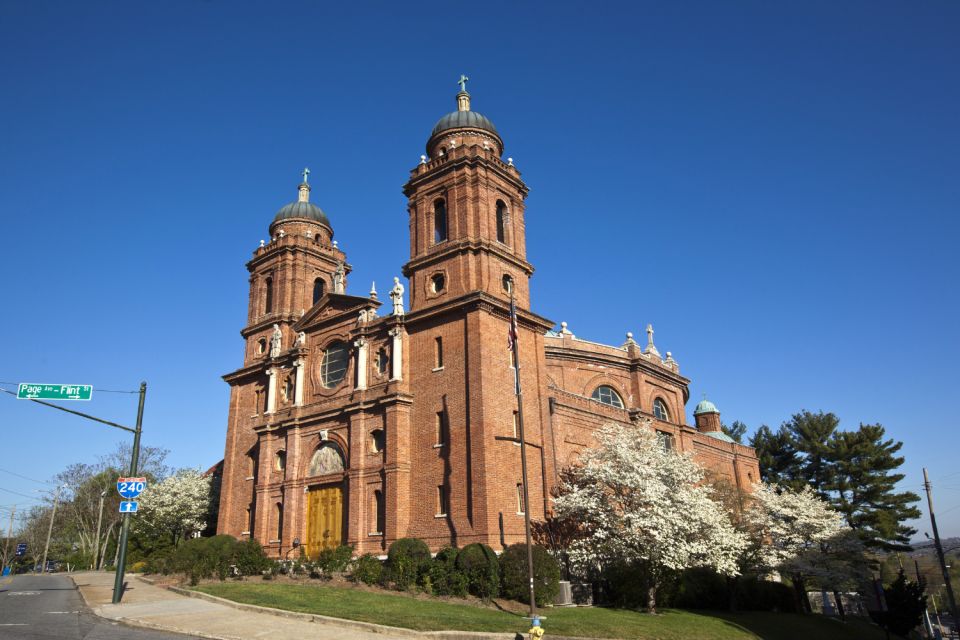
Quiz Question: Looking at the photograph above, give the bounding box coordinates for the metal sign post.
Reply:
[111,382,146,604]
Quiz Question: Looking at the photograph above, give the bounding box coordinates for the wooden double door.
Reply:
[305,483,344,558]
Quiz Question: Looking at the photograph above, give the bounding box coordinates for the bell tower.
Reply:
[241,170,348,367]
[402,78,534,312]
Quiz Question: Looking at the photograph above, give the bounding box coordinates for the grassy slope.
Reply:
[195,583,888,640]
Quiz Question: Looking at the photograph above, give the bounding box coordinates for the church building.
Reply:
[216,81,760,558]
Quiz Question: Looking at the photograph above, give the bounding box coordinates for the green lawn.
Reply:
[194,582,888,640]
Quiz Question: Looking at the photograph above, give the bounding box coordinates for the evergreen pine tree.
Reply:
[881,570,927,638]
[721,420,748,444]
[784,410,839,495]
[749,424,798,486]
[827,424,920,550]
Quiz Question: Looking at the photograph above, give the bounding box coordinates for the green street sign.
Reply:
[17,383,93,401]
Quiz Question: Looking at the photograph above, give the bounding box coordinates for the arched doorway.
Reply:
[305,443,346,557]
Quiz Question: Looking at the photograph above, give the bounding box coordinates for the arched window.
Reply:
[434,199,448,243]
[312,278,325,304]
[264,277,273,314]
[275,450,286,472]
[653,397,670,421]
[591,385,624,409]
[496,200,507,244]
[502,274,513,294]
[431,273,446,293]
[320,342,349,388]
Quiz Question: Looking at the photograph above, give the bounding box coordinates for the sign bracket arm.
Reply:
[1,388,136,433]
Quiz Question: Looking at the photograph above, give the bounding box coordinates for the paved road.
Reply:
[0,574,196,640]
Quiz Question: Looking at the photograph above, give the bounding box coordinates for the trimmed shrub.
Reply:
[456,543,499,599]
[387,538,431,590]
[315,545,354,575]
[351,553,383,585]
[429,547,468,597]
[735,576,797,613]
[673,567,728,610]
[499,544,561,606]
[234,539,272,576]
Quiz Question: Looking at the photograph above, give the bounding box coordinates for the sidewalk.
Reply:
[71,571,519,640]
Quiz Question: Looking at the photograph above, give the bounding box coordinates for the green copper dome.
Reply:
[694,399,719,415]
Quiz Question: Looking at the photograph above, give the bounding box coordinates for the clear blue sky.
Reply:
[2,1,958,539]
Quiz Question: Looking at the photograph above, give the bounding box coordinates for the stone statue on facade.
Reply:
[389,277,405,316]
[270,324,282,358]
[333,261,345,294]
[294,331,306,348]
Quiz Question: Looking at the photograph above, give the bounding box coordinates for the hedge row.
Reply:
[374,538,560,605]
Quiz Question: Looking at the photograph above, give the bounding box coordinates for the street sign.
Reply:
[119,501,139,514]
[17,383,93,401]
[117,477,146,499]
[15,543,26,557]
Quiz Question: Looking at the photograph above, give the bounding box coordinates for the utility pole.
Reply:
[112,382,146,604]
[2,504,15,571]
[93,490,106,570]
[40,485,64,574]
[923,468,959,637]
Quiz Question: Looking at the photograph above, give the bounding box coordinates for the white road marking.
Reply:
[0,623,29,626]
[45,611,78,614]
[7,591,40,595]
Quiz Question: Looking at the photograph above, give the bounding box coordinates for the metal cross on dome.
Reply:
[458,74,469,92]
[302,167,310,184]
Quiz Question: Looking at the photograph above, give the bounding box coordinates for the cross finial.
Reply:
[646,323,654,343]
[301,167,310,184]
[458,74,469,93]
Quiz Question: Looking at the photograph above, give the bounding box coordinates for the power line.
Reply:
[0,487,45,501]
[0,467,52,485]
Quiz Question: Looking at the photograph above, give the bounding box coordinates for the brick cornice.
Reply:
[402,237,534,278]
[403,290,554,334]
[404,152,527,198]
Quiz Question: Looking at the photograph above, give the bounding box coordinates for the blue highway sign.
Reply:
[117,477,146,500]
[119,501,139,514]
[15,543,27,556]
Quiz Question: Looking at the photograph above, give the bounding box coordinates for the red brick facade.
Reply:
[216,89,760,558]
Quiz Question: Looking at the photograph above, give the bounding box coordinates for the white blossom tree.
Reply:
[553,421,748,613]
[744,483,868,613]
[135,468,212,546]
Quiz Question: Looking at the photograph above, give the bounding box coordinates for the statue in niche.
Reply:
[389,277,405,316]
[269,324,282,358]
[333,261,346,294]
[308,443,345,476]
[294,331,306,348]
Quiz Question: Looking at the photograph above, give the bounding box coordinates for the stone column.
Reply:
[389,327,403,381]
[266,368,277,414]
[294,359,305,406]
[354,338,368,391]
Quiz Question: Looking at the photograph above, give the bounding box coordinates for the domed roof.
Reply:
[273,199,330,227]
[694,399,719,415]
[431,109,499,138]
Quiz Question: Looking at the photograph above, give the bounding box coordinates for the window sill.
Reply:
[434,513,447,519]
[269,539,280,544]
[368,532,383,537]
[245,476,255,481]
[432,443,445,449]
[432,366,444,372]
[241,531,251,536]
[516,512,525,516]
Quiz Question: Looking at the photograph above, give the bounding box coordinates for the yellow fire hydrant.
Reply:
[528,615,545,640]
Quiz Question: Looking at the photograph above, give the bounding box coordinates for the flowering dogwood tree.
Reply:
[553,421,747,613]
[744,483,868,612]
[135,468,212,546]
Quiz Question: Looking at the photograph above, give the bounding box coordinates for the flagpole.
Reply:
[510,290,537,617]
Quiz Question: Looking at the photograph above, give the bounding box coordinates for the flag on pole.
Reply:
[507,296,519,351]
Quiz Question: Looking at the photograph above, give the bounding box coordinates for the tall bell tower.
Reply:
[402,77,534,312]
